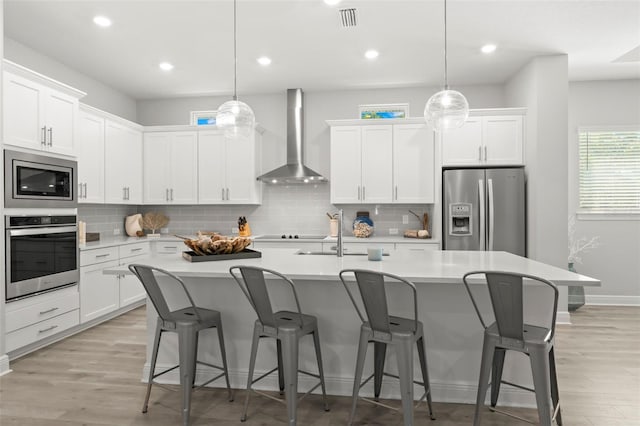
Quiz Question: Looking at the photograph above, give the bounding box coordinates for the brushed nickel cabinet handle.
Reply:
[41,126,47,146]
[39,307,59,315]
[226,188,229,200]
[170,188,174,201]
[478,146,482,161]
[484,146,488,161]
[48,127,53,146]
[38,325,58,333]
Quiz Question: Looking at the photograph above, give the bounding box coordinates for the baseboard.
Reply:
[0,355,11,376]
[142,363,537,408]
[585,295,640,306]
[556,311,571,325]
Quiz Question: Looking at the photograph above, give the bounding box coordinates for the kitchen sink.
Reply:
[295,250,389,256]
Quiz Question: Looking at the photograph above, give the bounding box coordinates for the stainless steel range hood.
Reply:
[257,89,327,184]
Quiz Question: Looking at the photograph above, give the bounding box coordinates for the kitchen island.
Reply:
[104,248,599,406]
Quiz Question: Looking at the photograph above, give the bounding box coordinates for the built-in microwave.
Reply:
[4,149,77,208]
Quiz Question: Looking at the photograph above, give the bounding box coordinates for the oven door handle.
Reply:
[9,226,78,237]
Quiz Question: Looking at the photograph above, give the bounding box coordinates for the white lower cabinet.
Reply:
[394,242,440,253]
[252,241,323,251]
[80,242,149,324]
[5,285,80,353]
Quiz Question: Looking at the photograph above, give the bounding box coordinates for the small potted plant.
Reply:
[142,212,170,237]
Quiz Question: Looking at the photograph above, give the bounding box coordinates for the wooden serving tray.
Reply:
[182,249,262,262]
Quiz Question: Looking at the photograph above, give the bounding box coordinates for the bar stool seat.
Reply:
[463,270,563,426]
[128,264,232,426]
[230,265,330,426]
[339,269,435,426]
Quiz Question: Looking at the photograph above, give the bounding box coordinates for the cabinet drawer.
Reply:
[119,242,150,258]
[80,246,119,266]
[6,288,79,333]
[154,242,182,255]
[395,242,439,252]
[6,309,79,353]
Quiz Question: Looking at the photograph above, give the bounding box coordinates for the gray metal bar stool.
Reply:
[462,270,562,426]
[339,269,435,426]
[229,265,330,426]
[128,264,232,426]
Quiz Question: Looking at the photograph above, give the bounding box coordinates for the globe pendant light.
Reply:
[217,0,255,138]
[424,0,469,132]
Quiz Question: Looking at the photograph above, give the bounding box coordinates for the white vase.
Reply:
[125,214,143,237]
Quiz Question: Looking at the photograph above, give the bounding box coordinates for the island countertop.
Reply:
[104,247,599,287]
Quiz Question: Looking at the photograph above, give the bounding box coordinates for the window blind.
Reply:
[579,128,640,212]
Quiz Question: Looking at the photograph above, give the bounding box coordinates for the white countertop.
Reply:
[103,247,599,287]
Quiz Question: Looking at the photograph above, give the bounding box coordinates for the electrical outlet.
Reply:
[389,228,398,235]
[402,215,409,224]
[113,228,120,236]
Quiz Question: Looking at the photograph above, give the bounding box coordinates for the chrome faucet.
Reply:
[336,209,344,257]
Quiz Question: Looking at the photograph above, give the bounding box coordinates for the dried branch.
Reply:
[141,212,170,234]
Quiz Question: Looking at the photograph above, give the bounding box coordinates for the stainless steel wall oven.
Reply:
[5,215,79,301]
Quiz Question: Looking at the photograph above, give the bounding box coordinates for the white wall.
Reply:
[568,79,640,304]
[0,0,9,375]
[4,38,137,121]
[505,55,570,316]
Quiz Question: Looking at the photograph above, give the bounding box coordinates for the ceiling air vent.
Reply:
[339,8,357,28]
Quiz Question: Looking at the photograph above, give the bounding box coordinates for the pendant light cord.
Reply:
[443,0,449,90]
[233,0,238,101]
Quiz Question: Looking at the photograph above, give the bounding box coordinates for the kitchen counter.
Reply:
[104,248,598,406]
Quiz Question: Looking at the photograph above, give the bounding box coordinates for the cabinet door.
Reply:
[393,124,435,203]
[361,125,393,203]
[441,116,483,166]
[77,112,105,203]
[119,253,148,306]
[483,115,524,165]
[80,260,119,323]
[198,130,227,203]
[123,127,143,204]
[3,71,45,151]
[330,126,362,204]
[104,121,128,203]
[143,132,171,204]
[169,132,199,204]
[45,89,77,156]
[225,132,259,203]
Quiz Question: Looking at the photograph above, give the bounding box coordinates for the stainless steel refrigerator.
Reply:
[442,167,526,256]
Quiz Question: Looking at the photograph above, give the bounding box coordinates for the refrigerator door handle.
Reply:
[478,179,485,250]
[488,178,495,250]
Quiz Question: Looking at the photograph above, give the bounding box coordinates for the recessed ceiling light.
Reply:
[481,44,497,54]
[365,49,379,60]
[159,62,174,71]
[93,15,112,28]
[257,56,272,66]
[324,0,342,5]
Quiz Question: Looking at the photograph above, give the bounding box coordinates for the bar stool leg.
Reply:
[474,336,495,426]
[281,333,299,426]
[396,338,415,426]
[178,325,198,426]
[143,320,163,413]
[530,347,553,426]
[241,324,261,422]
[373,342,387,401]
[416,335,435,420]
[215,322,233,402]
[549,347,562,426]
[277,340,285,395]
[491,348,506,407]
[311,328,330,411]
[349,330,370,426]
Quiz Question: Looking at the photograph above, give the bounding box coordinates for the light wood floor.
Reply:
[1,305,639,425]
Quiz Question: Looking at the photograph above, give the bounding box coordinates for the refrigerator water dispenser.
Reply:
[449,203,472,236]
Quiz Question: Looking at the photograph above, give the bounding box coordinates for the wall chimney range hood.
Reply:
[257,89,327,184]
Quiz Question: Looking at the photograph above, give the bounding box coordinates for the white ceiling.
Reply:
[4,0,640,100]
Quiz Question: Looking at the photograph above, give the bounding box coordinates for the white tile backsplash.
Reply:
[78,184,433,238]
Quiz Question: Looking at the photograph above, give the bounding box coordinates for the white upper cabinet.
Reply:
[198,129,262,204]
[330,125,393,204]
[393,124,435,203]
[441,111,525,166]
[77,109,105,203]
[104,120,143,204]
[2,61,85,156]
[329,119,435,205]
[143,131,198,204]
